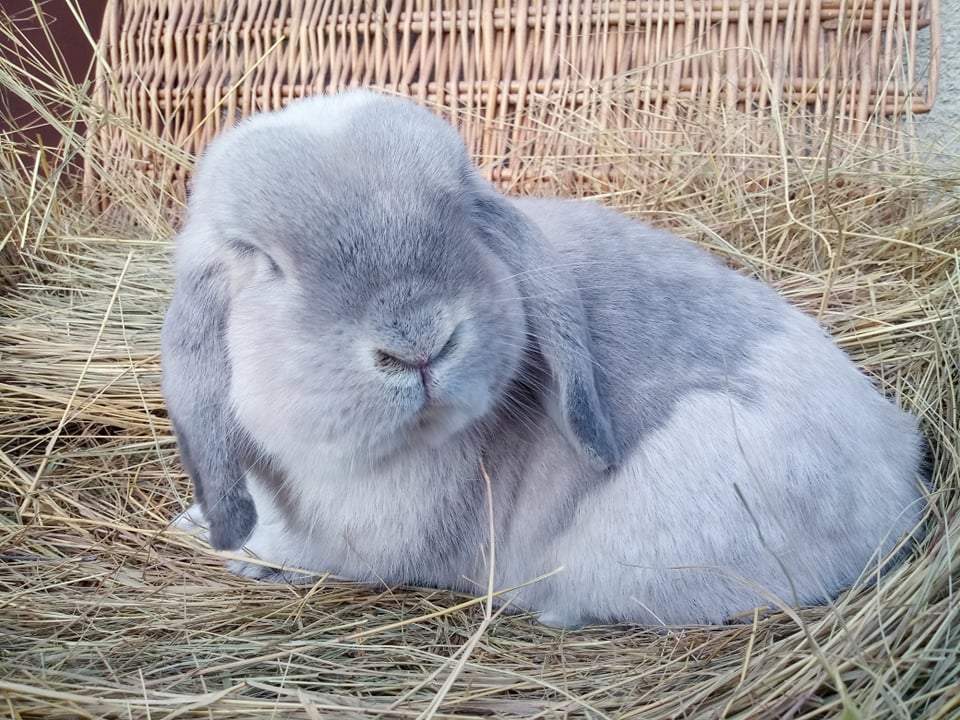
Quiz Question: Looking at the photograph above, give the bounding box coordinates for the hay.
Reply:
[2,7,959,720]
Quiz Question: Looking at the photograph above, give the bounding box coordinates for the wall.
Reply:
[918,0,959,155]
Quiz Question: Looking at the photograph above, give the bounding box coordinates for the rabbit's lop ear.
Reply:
[161,238,257,550]
[472,193,620,471]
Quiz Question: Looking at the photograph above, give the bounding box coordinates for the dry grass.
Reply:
[1,6,959,719]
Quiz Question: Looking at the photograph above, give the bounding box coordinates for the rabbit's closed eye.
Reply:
[233,241,283,278]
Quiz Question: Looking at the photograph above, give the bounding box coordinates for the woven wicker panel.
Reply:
[86,0,939,201]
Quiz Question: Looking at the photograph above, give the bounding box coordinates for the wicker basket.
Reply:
[86,0,940,201]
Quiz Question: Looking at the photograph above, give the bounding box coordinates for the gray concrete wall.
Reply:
[918,0,959,156]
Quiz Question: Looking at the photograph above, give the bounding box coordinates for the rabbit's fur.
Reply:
[162,89,926,627]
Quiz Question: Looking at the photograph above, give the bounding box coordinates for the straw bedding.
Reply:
[1,15,959,720]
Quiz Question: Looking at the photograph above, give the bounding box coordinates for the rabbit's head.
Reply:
[172,91,617,532]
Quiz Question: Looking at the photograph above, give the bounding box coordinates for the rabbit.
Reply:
[161,88,927,628]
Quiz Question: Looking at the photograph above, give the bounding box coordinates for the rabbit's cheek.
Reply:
[437,369,493,419]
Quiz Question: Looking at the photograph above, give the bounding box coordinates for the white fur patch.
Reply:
[172,503,209,540]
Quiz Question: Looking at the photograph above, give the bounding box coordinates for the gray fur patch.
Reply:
[514,197,782,453]
[162,261,258,550]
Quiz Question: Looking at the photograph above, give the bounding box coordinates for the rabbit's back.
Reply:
[499,198,925,625]
[513,197,787,453]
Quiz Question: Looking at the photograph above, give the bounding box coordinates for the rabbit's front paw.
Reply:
[536,609,585,629]
[226,558,317,585]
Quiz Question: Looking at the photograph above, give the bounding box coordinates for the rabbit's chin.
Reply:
[366,401,484,463]
[412,403,478,446]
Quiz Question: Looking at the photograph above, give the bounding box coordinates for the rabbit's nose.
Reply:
[374,349,431,372]
[374,348,435,396]
[374,321,460,377]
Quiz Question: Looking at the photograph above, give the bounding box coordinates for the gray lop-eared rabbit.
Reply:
[163,89,926,627]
